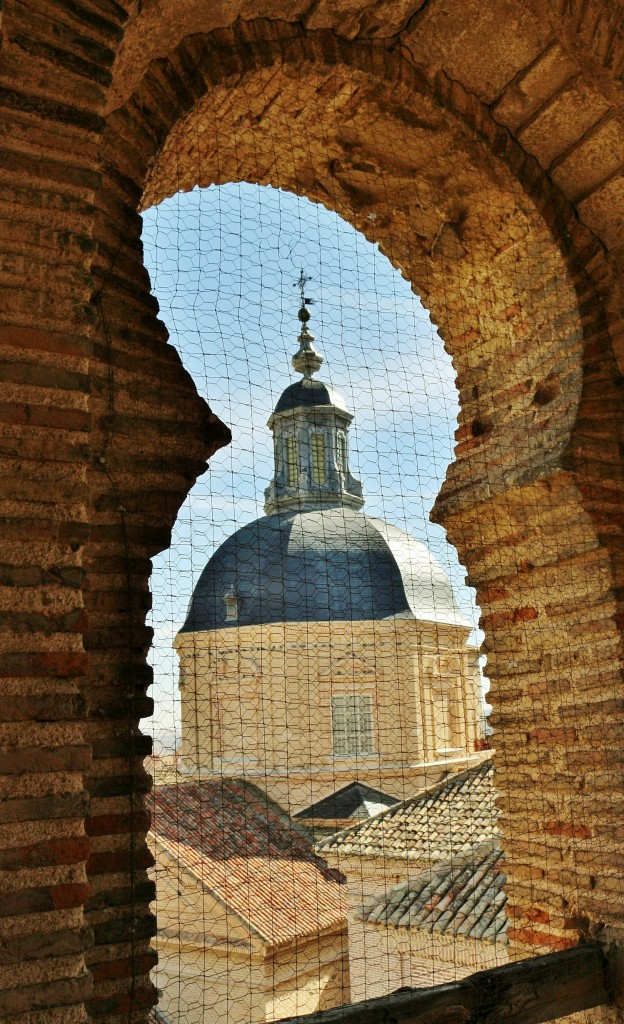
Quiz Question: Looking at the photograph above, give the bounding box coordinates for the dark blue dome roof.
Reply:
[180,508,468,632]
[273,378,350,415]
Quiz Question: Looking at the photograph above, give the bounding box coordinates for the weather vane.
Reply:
[294,269,314,309]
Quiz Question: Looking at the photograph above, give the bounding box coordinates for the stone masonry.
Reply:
[1,2,624,1022]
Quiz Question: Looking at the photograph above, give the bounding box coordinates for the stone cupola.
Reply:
[264,287,363,515]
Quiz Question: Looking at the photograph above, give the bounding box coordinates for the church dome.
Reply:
[181,287,469,636]
[180,506,468,632]
[273,378,350,415]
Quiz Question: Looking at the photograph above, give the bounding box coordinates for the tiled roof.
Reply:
[315,759,497,863]
[295,782,400,822]
[150,779,347,947]
[356,840,508,945]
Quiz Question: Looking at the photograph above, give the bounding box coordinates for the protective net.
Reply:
[132,49,614,1024]
[141,183,499,1023]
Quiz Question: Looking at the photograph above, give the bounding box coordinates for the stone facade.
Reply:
[345,911,508,1000]
[175,620,482,815]
[2,2,624,1022]
[355,837,508,995]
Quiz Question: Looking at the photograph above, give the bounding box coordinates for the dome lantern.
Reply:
[264,275,364,515]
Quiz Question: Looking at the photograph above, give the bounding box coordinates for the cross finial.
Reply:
[294,269,313,309]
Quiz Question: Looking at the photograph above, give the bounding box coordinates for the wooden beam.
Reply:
[276,943,611,1024]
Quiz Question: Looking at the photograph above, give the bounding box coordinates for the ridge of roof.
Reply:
[150,778,347,948]
[356,838,508,946]
[315,758,497,862]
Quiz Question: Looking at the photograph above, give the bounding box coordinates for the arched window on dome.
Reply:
[224,586,239,622]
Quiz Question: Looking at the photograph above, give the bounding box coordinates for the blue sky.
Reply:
[141,183,482,752]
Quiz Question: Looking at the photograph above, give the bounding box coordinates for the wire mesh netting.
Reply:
[128,43,620,1015]
[141,182,506,1024]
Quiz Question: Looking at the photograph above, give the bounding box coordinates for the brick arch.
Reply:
[82,16,624,1017]
[107,1,624,117]
[1,0,624,1020]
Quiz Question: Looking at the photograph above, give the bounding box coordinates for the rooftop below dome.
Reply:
[295,782,400,822]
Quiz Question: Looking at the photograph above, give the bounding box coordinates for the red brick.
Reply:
[0,922,93,966]
[85,811,151,837]
[4,790,89,824]
[480,585,509,603]
[0,325,92,356]
[0,651,89,678]
[527,728,578,745]
[507,905,551,924]
[0,693,88,722]
[86,846,155,875]
[0,836,90,871]
[0,401,90,432]
[481,606,539,629]
[90,951,157,983]
[1,886,57,917]
[0,744,91,774]
[86,983,156,1017]
[507,927,577,950]
[50,882,91,910]
[545,820,593,839]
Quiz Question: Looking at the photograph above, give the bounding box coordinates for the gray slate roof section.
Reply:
[315,759,498,863]
[149,1008,172,1024]
[181,507,469,632]
[357,840,508,946]
[273,378,350,415]
[294,782,400,821]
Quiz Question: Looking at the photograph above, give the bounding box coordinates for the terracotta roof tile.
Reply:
[150,779,347,947]
[315,759,498,863]
[356,840,508,945]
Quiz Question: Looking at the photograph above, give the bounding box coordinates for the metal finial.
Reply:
[294,269,313,307]
[291,271,323,378]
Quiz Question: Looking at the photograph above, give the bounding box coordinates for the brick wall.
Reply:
[1,2,624,1020]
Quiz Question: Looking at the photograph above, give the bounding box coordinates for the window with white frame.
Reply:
[337,433,347,475]
[331,694,374,755]
[285,436,298,485]
[311,432,326,486]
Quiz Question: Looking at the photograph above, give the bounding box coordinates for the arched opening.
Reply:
[142,182,481,754]
[141,182,494,1017]
[7,2,624,1022]
[82,18,622,1021]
